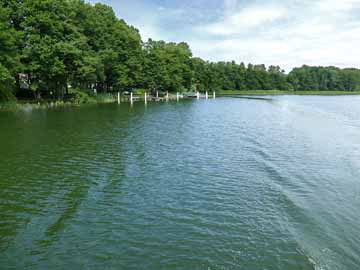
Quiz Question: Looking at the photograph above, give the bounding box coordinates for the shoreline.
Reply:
[2,90,360,112]
[218,90,360,96]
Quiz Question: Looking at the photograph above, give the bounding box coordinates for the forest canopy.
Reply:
[1,0,360,101]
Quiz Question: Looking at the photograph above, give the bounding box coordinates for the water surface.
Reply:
[0,96,359,269]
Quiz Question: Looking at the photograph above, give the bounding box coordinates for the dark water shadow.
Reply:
[36,184,89,248]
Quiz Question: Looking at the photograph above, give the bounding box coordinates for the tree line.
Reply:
[1,0,360,102]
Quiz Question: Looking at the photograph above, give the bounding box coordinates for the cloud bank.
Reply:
[89,0,360,71]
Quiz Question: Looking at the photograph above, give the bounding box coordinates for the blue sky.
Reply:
[88,0,360,71]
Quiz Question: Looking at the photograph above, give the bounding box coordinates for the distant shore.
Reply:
[2,90,360,112]
[218,90,360,96]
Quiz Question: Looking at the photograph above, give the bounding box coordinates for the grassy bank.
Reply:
[0,91,117,112]
[0,100,70,111]
[218,90,360,96]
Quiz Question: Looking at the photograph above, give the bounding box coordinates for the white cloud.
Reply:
[224,0,238,16]
[189,0,360,70]
[201,5,288,35]
[316,0,360,11]
[93,0,360,71]
[137,24,163,41]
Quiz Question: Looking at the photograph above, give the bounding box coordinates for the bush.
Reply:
[94,93,115,103]
[66,88,96,105]
[0,84,16,102]
[0,65,16,102]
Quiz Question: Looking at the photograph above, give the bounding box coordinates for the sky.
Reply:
[88,0,360,71]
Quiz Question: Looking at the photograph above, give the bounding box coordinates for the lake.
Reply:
[0,96,359,270]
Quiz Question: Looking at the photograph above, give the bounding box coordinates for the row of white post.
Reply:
[197,91,215,100]
[117,91,216,105]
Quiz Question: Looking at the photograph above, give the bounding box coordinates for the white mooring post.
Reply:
[117,92,120,104]
[177,92,179,101]
[206,91,208,100]
[166,91,169,102]
[130,92,133,105]
[213,91,216,99]
[156,91,159,99]
[145,92,147,105]
[197,91,200,100]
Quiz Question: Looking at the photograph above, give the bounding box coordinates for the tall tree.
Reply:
[143,40,192,93]
[0,3,20,100]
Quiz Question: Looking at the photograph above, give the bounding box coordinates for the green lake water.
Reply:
[0,96,359,269]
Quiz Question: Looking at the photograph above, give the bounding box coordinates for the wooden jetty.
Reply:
[117,91,216,104]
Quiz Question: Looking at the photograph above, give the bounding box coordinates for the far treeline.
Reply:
[1,0,360,102]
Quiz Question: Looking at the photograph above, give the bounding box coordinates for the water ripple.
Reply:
[1,98,360,269]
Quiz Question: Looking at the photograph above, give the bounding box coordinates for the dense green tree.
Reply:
[0,3,20,100]
[78,3,143,92]
[143,40,192,93]
[268,66,291,90]
[1,0,360,103]
[287,66,360,91]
